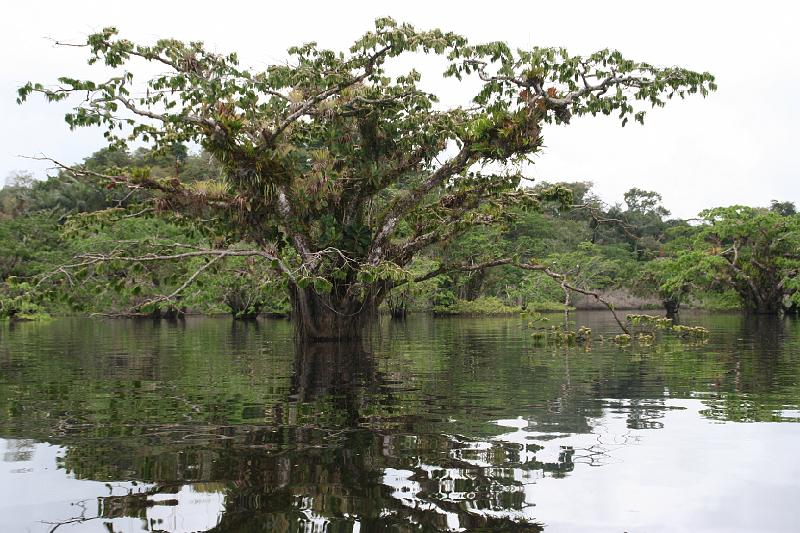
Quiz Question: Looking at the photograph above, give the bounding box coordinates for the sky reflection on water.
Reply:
[1,313,799,531]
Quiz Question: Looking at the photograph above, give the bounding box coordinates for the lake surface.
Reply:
[1,312,799,532]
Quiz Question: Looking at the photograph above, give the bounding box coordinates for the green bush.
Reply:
[0,281,51,321]
[433,296,521,316]
[694,290,742,311]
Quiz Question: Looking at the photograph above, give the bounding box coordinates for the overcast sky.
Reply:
[1,0,798,218]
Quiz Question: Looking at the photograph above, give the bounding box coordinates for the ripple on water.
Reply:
[0,312,799,531]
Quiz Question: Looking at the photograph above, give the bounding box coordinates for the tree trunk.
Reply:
[289,284,381,340]
[386,290,409,320]
[662,296,680,319]
[224,287,262,320]
[743,290,782,314]
[739,276,784,315]
[749,300,782,314]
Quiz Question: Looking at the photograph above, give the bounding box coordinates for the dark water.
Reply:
[1,313,799,532]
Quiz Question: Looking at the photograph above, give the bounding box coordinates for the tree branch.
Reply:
[368,143,473,263]
[110,94,215,128]
[412,257,513,283]
[263,46,391,144]
[39,247,291,289]
[141,253,224,306]
[518,262,630,335]
[406,257,630,334]
[275,187,317,269]
[719,245,762,304]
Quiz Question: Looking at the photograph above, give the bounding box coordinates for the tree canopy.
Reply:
[649,206,800,314]
[18,18,716,338]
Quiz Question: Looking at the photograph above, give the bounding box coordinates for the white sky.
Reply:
[1,0,798,218]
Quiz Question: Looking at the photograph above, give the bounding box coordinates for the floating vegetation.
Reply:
[523,310,709,348]
[625,313,709,344]
[576,326,592,342]
[672,324,711,338]
[524,310,591,346]
[637,332,656,345]
[627,314,673,330]
[532,325,580,346]
[613,334,632,345]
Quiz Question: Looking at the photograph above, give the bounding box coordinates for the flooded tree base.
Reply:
[290,285,378,340]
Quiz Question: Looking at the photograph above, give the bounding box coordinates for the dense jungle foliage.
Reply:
[2,146,797,321]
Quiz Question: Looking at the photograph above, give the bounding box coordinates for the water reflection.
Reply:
[0,313,799,531]
[1,438,226,532]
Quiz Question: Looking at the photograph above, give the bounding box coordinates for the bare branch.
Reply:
[518,262,630,335]
[77,248,277,264]
[38,247,291,289]
[406,258,630,334]
[24,156,178,194]
[412,257,513,283]
[110,94,215,128]
[142,253,224,306]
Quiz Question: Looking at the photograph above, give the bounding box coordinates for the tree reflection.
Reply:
[2,315,800,531]
[50,342,555,531]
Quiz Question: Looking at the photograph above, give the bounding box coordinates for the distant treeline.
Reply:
[2,146,798,320]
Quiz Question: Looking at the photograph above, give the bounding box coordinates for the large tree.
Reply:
[649,206,800,314]
[19,18,715,339]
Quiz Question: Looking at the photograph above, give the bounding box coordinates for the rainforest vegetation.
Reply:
[2,146,797,323]
[5,19,798,334]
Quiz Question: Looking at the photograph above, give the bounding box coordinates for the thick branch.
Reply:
[390,212,497,263]
[719,246,762,304]
[412,258,513,283]
[368,144,473,263]
[349,141,437,208]
[276,187,317,269]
